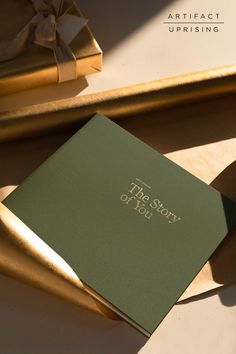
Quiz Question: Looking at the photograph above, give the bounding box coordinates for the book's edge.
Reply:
[83,283,151,337]
[2,112,236,208]
[2,116,98,204]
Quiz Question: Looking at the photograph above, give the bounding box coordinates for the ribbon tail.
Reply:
[53,33,77,83]
[33,16,78,83]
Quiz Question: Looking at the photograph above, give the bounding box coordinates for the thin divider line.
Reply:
[135,178,151,189]
[163,22,224,24]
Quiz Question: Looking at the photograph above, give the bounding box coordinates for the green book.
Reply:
[3,114,236,336]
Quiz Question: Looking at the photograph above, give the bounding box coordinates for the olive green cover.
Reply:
[3,114,236,336]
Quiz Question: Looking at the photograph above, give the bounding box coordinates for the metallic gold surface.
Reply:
[0,202,116,319]
[0,50,102,97]
[0,1,102,96]
[0,64,236,142]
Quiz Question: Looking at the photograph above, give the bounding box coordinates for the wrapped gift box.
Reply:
[0,0,102,97]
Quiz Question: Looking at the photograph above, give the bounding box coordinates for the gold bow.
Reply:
[0,0,86,83]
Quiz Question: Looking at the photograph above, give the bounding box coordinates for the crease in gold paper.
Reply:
[0,202,116,319]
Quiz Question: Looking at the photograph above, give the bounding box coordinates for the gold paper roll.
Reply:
[1,64,236,142]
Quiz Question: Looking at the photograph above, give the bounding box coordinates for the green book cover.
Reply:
[3,114,236,336]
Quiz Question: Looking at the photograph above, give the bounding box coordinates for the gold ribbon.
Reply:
[0,0,85,83]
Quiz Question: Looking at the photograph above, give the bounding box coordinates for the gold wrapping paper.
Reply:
[1,64,236,142]
[0,0,102,97]
[0,202,117,319]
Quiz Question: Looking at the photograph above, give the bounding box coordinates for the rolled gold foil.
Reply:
[0,202,117,319]
[1,64,236,142]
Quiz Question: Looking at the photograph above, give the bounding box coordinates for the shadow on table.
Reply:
[0,274,147,354]
[78,0,174,53]
[170,161,236,308]
[117,93,236,154]
[209,161,236,307]
[0,132,72,199]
